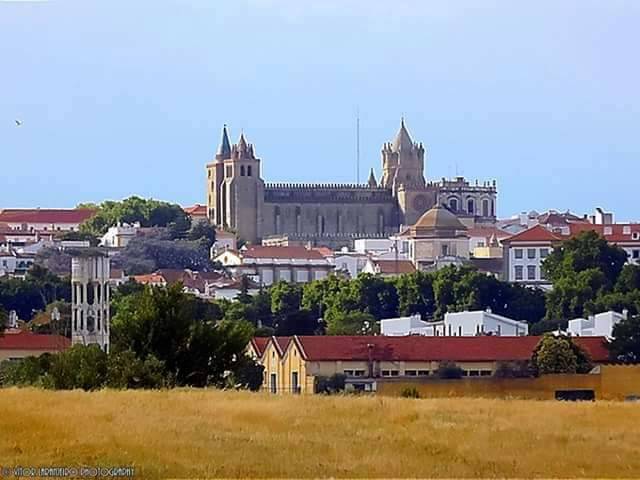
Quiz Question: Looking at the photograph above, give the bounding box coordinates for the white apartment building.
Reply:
[502,221,640,288]
[568,310,628,338]
[215,245,333,286]
[380,309,528,337]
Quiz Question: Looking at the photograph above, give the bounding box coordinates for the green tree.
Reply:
[394,271,435,318]
[615,264,640,294]
[531,335,592,375]
[270,281,302,316]
[188,222,217,250]
[111,283,253,387]
[80,196,190,236]
[0,306,6,333]
[325,311,377,335]
[609,315,640,363]
[543,230,628,287]
[48,344,108,390]
[106,350,168,389]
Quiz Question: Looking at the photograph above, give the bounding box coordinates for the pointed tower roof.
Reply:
[367,168,378,188]
[216,125,231,158]
[238,132,247,150]
[392,118,413,152]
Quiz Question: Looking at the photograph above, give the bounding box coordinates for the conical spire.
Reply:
[216,124,231,158]
[392,117,413,152]
[238,132,247,151]
[367,168,378,188]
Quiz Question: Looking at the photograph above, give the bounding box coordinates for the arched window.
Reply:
[247,165,252,176]
[490,200,495,217]
[240,165,245,176]
[482,199,489,217]
[449,197,458,211]
[467,199,475,215]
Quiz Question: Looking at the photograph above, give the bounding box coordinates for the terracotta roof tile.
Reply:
[0,209,96,225]
[242,246,325,260]
[502,225,562,243]
[0,331,71,351]
[294,335,609,363]
[373,259,416,274]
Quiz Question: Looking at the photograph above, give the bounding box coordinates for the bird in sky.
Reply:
[15,120,23,126]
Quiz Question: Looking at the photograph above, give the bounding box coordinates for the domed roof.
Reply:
[413,205,467,231]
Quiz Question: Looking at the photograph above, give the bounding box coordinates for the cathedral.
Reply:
[206,120,497,248]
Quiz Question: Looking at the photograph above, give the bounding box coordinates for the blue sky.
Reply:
[1,0,638,220]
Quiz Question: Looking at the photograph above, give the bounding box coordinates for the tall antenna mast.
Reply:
[356,107,360,184]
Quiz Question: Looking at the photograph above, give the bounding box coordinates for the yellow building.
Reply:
[250,335,610,395]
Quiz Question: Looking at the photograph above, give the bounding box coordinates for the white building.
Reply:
[215,245,333,286]
[100,222,140,248]
[381,309,528,337]
[502,215,640,288]
[332,249,369,278]
[568,310,628,338]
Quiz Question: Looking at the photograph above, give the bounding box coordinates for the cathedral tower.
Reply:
[206,126,264,244]
[381,120,432,226]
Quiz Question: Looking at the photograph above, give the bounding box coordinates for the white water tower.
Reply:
[71,253,110,352]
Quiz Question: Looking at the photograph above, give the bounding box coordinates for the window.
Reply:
[633,250,640,259]
[527,265,536,280]
[405,370,417,376]
[527,248,536,259]
[480,370,492,377]
[448,198,458,211]
[240,165,245,176]
[225,166,232,177]
[604,226,612,235]
[514,249,523,259]
[417,370,430,376]
[469,370,479,377]
[467,199,474,215]
[353,370,365,377]
[441,244,449,256]
[343,370,354,376]
[247,165,252,176]
[382,370,400,377]
[270,373,277,394]
[623,226,631,234]
[633,232,640,241]
[515,265,523,280]
[540,268,546,281]
[482,199,489,217]
[540,248,549,259]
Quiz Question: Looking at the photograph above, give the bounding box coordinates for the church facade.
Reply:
[206,121,497,247]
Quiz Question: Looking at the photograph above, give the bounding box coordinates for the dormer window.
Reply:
[633,232,640,241]
[623,226,631,234]
[604,226,612,236]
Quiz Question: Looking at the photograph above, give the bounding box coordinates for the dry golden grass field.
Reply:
[1,388,640,479]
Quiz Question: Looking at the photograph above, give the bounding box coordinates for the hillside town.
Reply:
[2,121,640,403]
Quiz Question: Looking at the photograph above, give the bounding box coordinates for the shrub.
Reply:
[48,344,108,390]
[400,386,421,398]
[0,354,52,387]
[494,361,534,378]
[531,334,593,375]
[435,361,464,379]
[106,350,168,389]
[315,374,346,394]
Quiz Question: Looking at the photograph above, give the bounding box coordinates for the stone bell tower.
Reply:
[71,253,110,352]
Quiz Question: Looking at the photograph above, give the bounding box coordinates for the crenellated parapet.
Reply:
[430,176,498,193]
[264,183,394,203]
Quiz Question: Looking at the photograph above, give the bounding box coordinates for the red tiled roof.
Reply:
[568,222,640,243]
[0,331,71,351]
[250,337,269,357]
[373,259,416,274]
[293,335,609,363]
[502,225,562,244]
[0,209,96,225]
[183,204,208,217]
[242,246,326,260]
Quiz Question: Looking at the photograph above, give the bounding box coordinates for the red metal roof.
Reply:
[0,331,71,351]
[293,335,609,363]
[0,209,97,225]
[242,246,326,260]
